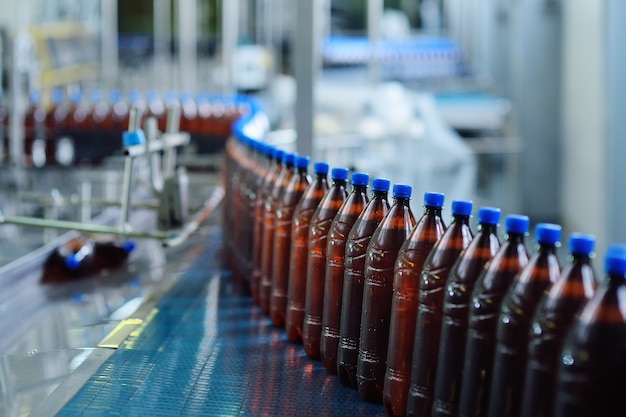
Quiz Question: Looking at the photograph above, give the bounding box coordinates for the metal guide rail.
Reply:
[0,93,269,247]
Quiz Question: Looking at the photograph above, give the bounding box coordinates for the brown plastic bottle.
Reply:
[404,200,473,417]
[320,172,370,372]
[229,137,247,283]
[84,90,108,131]
[382,191,447,417]
[285,162,330,343]
[23,90,47,166]
[260,152,295,313]
[553,244,626,417]
[42,238,135,283]
[145,90,166,131]
[303,167,350,359]
[458,214,530,417]
[251,146,279,303]
[432,207,502,417]
[270,156,312,327]
[110,90,129,133]
[222,136,240,271]
[357,183,416,403]
[521,234,597,417]
[337,178,391,387]
[487,223,562,417]
[234,138,261,287]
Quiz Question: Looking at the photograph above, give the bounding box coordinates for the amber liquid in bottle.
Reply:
[487,224,562,417]
[270,158,311,327]
[521,234,597,417]
[285,165,329,343]
[553,245,626,417]
[382,193,447,417]
[320,174,370,372]
[404,203,474,417]
[230,140,248,283]
[303,169,349,359]
[251,148,277,303]
[459,215,529,417]
[337,183,391,388]
[357,184,416,403]
[259,152,288,313]
[233,141,256,286]
[432,209,501,417]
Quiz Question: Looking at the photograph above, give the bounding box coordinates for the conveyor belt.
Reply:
[56,228,384,416]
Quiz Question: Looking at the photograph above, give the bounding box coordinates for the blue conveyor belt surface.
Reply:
[57,230,383,416]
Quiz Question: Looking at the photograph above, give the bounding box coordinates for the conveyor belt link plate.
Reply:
[58,232,383,416]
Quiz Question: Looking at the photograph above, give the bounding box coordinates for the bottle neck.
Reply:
[332,179,347,188]
[352,184,368,194]
[479,223,498,235]
[315,173,328,182]
[424,205,442,216]
[537,242,558,255]
[298,167,308,175]
[372,190,388,200]
[607,272,625,284]
[571,253,591,264]
[506,232,526,244]
[452,214,470,225]
[393,196,411,206]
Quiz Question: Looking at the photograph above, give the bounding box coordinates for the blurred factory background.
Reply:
[0,0,624,280]
[0,1,625,416]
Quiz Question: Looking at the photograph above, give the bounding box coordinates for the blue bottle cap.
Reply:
[393,183,412,199]
[332,167,349,181]
[478,207,501,225]
[29,90,42,104]
[296,156,311,169]
[274,149,286,161]
[146,90,160,102]
[123,240,136,253]
[128,90,142,104]
[605,244,626,276]
[284,152,297,165]
[65,254,81,270]
[535,223,562,245]
[51,88,64,104]
[424,192,444,208]
[372,178,391,192]
[569,233,595,256]
[179,92,194,104]
[90,89,103,103]
[505,214,530,235]
[351,172,369,186]
[195,92,210,103]
[164,90,178,105]
[264,144,275,158]
[452,200,473,217]
[70,90,82,104]
[109,89,122,103]
[314,162,330,175]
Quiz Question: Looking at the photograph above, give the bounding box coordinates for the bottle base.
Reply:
[337,362,358,388]
[357,377,384,404]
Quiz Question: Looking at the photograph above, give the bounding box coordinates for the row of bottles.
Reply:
[1,89,247,166]
[222,134,626,417]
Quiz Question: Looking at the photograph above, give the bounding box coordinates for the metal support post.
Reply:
[293,0,320,157]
